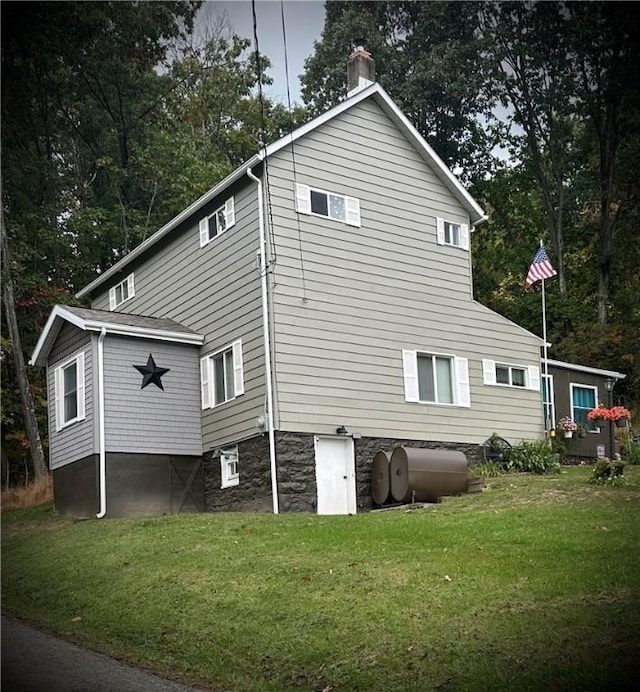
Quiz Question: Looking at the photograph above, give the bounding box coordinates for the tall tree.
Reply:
[565,1,640,324]
[301,0,500,185]
[1,189,47,479]
[479,1,578,294]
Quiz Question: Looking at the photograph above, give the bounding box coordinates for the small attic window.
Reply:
[436,218,469,250]
[109,273,135,310]
[199,197,235,248]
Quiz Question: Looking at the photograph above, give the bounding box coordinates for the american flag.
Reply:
[525,246,557,286]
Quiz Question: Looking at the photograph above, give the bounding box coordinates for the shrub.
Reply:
[507,440,560,474]
[469,460,504,478]
[620,437,640,465]
[590,458,625,485]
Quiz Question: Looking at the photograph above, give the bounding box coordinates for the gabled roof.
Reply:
[30,305,204,367]
[76,83,487,299]
[546,359,626,381]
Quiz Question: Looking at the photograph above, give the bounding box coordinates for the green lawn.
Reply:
[3,466,640,691]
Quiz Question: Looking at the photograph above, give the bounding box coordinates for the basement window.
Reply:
[221,446,239,488]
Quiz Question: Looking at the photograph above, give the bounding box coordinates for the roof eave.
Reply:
[546,359,626,381]
[30,306,204,367]
[75,155,261,299]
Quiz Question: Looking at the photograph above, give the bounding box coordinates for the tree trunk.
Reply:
[1,199,48,480]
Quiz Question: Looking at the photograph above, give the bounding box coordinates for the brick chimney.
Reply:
[347,45,375,96]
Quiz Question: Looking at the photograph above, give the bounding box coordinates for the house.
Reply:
[543,359,626,459]
[31,49,546,518]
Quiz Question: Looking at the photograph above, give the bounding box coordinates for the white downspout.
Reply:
[247,167,279,514]
[96,327,107,518]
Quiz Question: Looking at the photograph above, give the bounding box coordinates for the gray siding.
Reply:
[103,336,202,455]
[91,181,265,449]
[48,324,96,469]
[548,364,608,459]
[265,98,543,444]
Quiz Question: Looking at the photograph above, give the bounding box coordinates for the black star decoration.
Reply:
[133,354,170,391]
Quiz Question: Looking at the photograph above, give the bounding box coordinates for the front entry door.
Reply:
[314,436,356,515]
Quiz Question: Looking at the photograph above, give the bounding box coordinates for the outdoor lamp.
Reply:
[604,377,616,460]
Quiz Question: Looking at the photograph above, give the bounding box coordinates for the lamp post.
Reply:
[604,377,616,460]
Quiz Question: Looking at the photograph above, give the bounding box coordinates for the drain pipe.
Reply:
[96,327,107,518]
[247,167,279,514]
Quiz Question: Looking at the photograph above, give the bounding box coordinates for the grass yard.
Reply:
[2,466,640,691]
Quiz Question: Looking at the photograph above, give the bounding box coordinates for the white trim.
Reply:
[542,373,555,431]
[247,167,279,514]
[547,359,626,380]
[232,339,244,396]
[482,359,497,386]
[30,305,204,367]
[345,196,361,227]
[75,83,485,301]
[54,351,85,431]
[96,328,107,519]
[454,356,471,408]
[527,365,541,392]
[200,356,211,409]
[402,350,419,402]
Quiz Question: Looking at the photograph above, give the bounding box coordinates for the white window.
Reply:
[542,374,555,430]
[482,359,540,391]
[220,446,239,488]
[571,384,598,432]
[199,197,235,248]
[436,217,469,250]
[54,352,85,431]
[295,183,360,226]
[200,340,244,409]
[402,350,470,407]
[108,273,135,310]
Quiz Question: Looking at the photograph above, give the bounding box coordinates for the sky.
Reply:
[195,1,326,105]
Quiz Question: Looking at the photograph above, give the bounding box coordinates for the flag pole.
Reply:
[540,239,550,435]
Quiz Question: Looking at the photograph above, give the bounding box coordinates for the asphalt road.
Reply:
[1,614,205,692]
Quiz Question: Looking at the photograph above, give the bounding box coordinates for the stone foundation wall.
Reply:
[204,432,481,513]
[274,432,317,512]
[204,435,273,512]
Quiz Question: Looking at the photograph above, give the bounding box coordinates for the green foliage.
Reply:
[590,459,626,485]
[620,437,640,465]
[504,440,560,475]
[468,460,503,478]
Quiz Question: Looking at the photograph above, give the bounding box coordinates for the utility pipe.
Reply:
[247,167,279,514]
[96,327,107,518]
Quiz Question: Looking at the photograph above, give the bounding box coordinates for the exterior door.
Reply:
[314,435,356,515]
